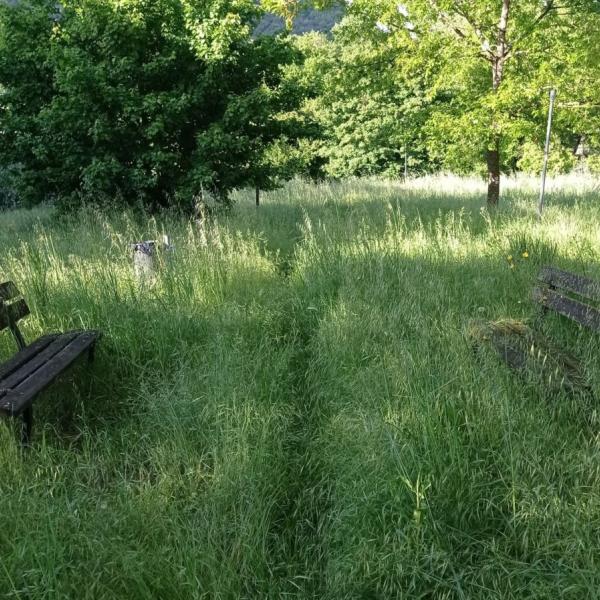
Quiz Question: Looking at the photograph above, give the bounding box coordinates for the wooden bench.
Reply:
[469,266,600,393]
[0,281,100,445]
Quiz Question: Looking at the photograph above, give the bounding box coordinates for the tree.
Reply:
[409,0,600,205]
[294,22,430,178]
[273,0,600,206]
[0,0,306,211]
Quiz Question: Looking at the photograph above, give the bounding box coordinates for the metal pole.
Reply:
[538,88,556,218]
[404,145,408,181]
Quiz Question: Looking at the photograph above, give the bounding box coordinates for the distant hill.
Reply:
[2,0,343,35]
[255,6,344,36]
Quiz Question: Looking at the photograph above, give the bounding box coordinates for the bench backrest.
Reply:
[533,267,600,333]
[0,282,30,350]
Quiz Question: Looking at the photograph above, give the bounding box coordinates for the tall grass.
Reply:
[1,176,600,598]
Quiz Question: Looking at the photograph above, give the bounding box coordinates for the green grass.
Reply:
[1,175,600,598]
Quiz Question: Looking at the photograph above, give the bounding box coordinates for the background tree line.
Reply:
[1,0,599,211]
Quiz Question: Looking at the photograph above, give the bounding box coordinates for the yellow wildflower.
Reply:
[522,251,529,258]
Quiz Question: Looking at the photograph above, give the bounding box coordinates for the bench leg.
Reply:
[88,343,96,364]
[21,406,33,447]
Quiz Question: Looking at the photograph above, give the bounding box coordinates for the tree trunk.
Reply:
[486,0,510,208]
[487,141,500,207]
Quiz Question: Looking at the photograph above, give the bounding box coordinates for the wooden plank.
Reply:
[0,334,58,383]
[489,338,528,371]
[538,267,600,302]
[0,282,20,302]
[0,299,30,331]
[0,332,80,391]
[0,391,27,416]
[0,331,98,416]
[533,287,600,332]
[471,319,586,392]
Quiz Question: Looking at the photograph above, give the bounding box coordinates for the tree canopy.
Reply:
[273,0,600,205]
[0,0,306,210]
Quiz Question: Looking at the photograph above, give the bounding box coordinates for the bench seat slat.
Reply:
[0,332,80,392]
[0,334,59,384]
[0,331,99,416]
[469,319,586,392]
[489,338,528,371]
[533,287,600,332]
[538,267,600,302]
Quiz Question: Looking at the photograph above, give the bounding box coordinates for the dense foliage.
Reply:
[276,0,600,204]
[0,0,305,210]
[295,21,431,178]
[1,0,599,210]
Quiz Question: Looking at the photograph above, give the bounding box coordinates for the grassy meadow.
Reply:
[2,175,600,598]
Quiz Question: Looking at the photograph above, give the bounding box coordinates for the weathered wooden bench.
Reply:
[0,281,100,445]
[469,266,600,393]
